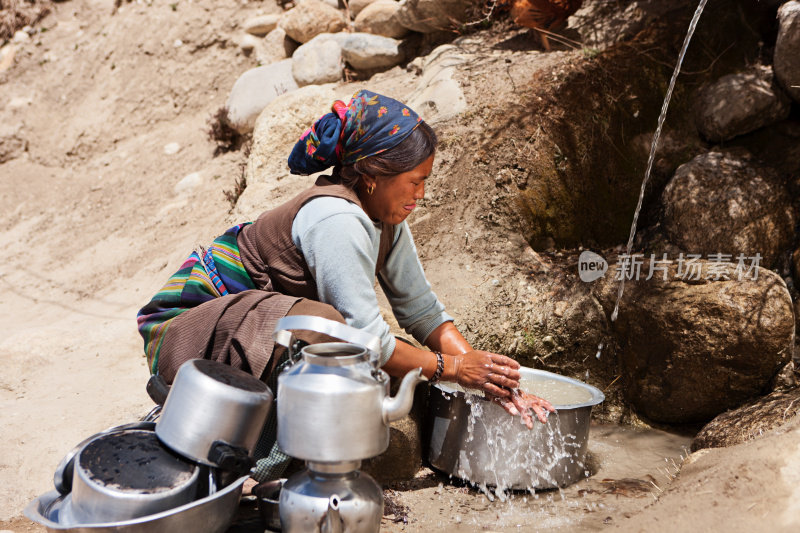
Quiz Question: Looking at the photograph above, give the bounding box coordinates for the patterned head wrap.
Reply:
[288,89,423,176]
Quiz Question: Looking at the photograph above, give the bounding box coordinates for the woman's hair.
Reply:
[334,121,438,188]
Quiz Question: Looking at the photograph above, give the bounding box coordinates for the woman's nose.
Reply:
[415,182,425,199]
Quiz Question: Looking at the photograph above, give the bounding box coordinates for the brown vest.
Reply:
[237,176,396,300]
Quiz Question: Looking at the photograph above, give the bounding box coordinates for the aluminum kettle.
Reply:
[273,316,425,462]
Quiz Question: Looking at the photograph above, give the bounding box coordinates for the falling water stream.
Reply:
[608,0,709,324]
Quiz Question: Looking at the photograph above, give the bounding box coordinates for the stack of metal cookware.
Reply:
[25,359,274,533]
[270,316,426,533]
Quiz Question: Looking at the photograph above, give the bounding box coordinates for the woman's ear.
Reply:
[360,174,377,190]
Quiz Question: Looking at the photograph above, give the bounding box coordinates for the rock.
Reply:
[693,65,791,142]
[291,36,343,87]
[243,13,282,36]
[348,0,378,17]
[163,142,180,155]
[354,0,408,39]
[0,45,15,73]
[691,388,800,451]
[174,172,203,193]
[774,1,800,103]
[237,33,260,54]
[256,27,299,65]
[362,378,426,483]
[239,84,347,220]
[340,33,403,70]
[225,59,299,134]
[660,151,795,268]
[395,0,477,33]
[12,30,30,44]
[279,0,347,44]
[406,44,467,124]
[0,125,27,163]
[594,261,795,424]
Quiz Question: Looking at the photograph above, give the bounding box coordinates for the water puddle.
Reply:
[382,424,691,532]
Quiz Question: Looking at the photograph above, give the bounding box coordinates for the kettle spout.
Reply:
[382,367,425,423]
[320,494,343,533]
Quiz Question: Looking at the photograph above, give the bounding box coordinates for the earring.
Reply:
[367,184,375,195]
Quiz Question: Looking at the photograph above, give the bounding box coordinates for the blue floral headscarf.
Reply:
[288,90,423,176]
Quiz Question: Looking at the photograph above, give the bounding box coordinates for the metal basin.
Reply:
[24,474,248,533]
[426,367,604,490]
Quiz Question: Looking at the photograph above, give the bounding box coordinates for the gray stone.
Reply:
[775,1,800,103]
[691,387,800,451]
[354,0,408,39]
[0,124,27,163]
[660,151,795,268]
[594,262,795,424]
[279,0,347,44]
[694,65,791,142]
[225,59,299,134]
[340,32,403,70]
[405,44,467,124]
[396,0,477,33]
[174,172,203,194]
[255,27,299,65]
[291,36,343,86]
[243,13,282,36]
[349,0,379,17]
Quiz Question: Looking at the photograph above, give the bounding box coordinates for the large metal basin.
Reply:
[426,367,604,490]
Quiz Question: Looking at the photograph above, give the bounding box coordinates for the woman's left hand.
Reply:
[490,389,556,429]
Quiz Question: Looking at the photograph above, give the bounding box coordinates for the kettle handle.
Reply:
[273,315,382,366]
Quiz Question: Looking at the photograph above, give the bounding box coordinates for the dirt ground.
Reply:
[2,0,800,531]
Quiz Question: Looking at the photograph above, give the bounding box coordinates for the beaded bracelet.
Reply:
[429,351,444,384]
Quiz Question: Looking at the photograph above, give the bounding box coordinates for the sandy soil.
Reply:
[2,0,800,531]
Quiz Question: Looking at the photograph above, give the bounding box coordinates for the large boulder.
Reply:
[396,0,479,33]
[291,35,344,86]
[235,85,347,220]
[348,0,379,17]
[354,0,409,39]
[340,33,403,70]
[256,27,299,66]
[693,65,791,142]
[405,44,467,124]
[225,59,299,134]
[775,1,800,103]
[660,151,795,268]
[279,0,347,44]
[691,387,800,451]
[594,261,795,424]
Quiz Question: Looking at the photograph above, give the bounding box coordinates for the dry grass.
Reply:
[206,106,249,155]
[0,0,51,42]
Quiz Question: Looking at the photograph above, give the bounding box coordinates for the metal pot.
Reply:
[66,429,201,524]
[426,367,604,490]
[273,315,425,462]
[155,359,273,471]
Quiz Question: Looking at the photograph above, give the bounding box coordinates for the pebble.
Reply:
[7,96,33,109]
[0,45,15,73]
[12,30,30,44]
[174,172,202,193]
[173,39,183,48]
[237,34,260,53]
[491,279,500,286]
[243,13,281,36]
[163,142,180,155]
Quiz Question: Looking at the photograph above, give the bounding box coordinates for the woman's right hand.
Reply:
[451,350,522,398]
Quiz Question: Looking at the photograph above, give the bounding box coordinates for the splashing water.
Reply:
[609,0,708,323]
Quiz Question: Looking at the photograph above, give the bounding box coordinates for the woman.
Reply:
[137,90,554,481]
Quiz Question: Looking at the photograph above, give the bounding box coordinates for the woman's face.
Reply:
[361,154,434,225]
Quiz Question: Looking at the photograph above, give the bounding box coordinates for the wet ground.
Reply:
[226,423,691,533]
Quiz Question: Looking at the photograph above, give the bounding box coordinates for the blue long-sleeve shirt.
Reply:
[292,196,453,365]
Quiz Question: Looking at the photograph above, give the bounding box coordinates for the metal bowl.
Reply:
[24,474,248,533]
[253,478,285,531]
[426,367,604,490]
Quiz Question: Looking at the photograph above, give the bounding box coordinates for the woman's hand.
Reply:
[452,350,522,398]
[490,390,556,429]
